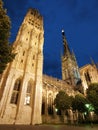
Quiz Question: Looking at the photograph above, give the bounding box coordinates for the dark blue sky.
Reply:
[3,0,98,79]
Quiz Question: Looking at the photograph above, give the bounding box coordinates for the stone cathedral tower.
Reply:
[61,30,81,87]
[0,8,44,125]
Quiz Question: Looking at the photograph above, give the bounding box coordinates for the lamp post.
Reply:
[85,103,94,112]
[85,103,94,125]
[55,108,58,113]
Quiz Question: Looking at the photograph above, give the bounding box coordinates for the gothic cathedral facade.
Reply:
[0,8,44,124]
[0,8,98,125]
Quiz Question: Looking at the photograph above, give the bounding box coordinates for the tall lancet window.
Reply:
[48,93,53,115]
[84,71,91,84]
[10,79,21,104]
[42,96,45,115]
[24,81,32,105]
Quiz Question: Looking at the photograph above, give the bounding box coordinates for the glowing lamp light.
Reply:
[55,108,58,112]
[84,112,87,115]
[62,29,64,33]
[85,104,90,108]
[85,104,95,111]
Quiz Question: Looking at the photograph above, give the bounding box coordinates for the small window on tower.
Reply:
[26,38,28,41]
[32,20,34,23]
[21,59,23,63]
[33,55,35,60]
[31,11,33,15]
[29,18,31,21]
[23,51,25,56]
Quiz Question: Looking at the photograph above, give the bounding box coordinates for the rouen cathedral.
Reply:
[0,8,98,125]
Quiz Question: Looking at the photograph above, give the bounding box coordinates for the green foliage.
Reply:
[87,83,98,114]
[54,91,72,111]
[85,103,95,112]
[0,0,15,74]
[72,93,89,113]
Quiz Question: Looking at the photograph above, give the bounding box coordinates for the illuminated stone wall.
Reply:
[80,64,98,95]
[42,75,76,123]
[0,8,44,125]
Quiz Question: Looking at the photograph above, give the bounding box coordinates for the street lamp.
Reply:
[85,103,95,125]
[55,108,58,112]
[85,104,94,112]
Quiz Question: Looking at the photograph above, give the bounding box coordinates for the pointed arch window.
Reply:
[23,51,25,56]
[48,93,53,115]
[24,81,32,105]
[84,71,91,84]
[33,55,35,60]
[10,79,21,104]
[42,96,45,115]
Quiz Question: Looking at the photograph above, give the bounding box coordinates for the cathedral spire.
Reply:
[62,30,71,57]
[72,49,77,63]
[61,30,82,88]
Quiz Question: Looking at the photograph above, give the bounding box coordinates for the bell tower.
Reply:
[0,8,44,125]
[61,30,81,87]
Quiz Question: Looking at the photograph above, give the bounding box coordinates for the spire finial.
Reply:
[62,29,65,37]
[61,29,71,56]
[62,29,64,33]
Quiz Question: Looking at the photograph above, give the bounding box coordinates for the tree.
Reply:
[72,93,89,113]
[54,91,72,112]
[0,0,15,74]
[87,83,98,114]
[72,93,90,123]
[54,91,73,123]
